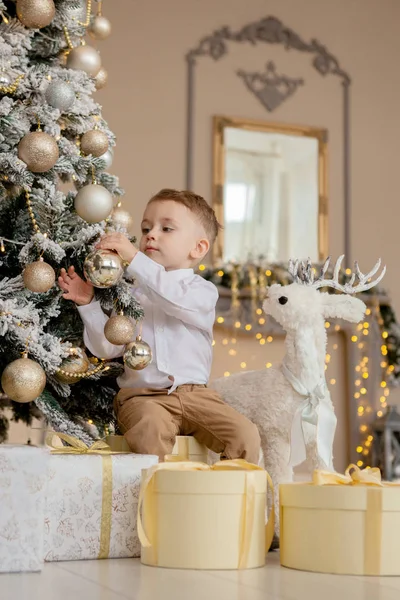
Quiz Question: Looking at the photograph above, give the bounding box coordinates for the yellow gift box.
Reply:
[165,435,209,463]
[138,460,274,570]
[280,465,400,576]
[106,434,209,463]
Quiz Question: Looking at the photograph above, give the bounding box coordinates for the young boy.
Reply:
[59,189,260,463]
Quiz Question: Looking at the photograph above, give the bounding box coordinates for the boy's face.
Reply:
[139,200,209,270]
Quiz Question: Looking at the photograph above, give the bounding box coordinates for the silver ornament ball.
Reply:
[0,73,11,87]
[84,249,124,288]
[18,131,59,173]
[124,337,153,370]
[80,129,109,157]
[66,45,102,77]
[74,183,113,223]
[89,15,112,40]
[45,80,75,112]
[98,148,113,170]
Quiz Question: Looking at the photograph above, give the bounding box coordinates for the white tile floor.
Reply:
[2,553,400,600]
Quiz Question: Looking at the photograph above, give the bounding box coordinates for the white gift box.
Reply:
[44,452,158,562]
[0,445,49,573]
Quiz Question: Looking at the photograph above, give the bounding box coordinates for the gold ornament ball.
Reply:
[55,348,90,384]
[16,0,55,29]
[74,183,113,223]
[81,130,109,157]
[84,249,124,288]
[1,356,46,403]
[23,258,56,293]
[66,45,102,77]
[18,131,59,173]
[88,15,112,40]
[124,337,152,371]
[94,67,108,90]
[104,314,135,345]
[111,207,133,231]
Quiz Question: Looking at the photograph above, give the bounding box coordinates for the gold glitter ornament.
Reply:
[16,0,55,29]
[18,131,59,173]
[104,314,135,345]
[124,336,152,371]
[23,258,56,293]
[83,249,124,288]
[94,67,108,90]
[1,353,46,403]
[80,129,109,157]
[66,45,102,77]
[55,347,90,384]
[88,15,112,40]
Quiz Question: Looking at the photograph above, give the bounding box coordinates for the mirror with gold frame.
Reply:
[212,116,328,265]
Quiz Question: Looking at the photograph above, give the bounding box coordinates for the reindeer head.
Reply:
[263,256,386,331]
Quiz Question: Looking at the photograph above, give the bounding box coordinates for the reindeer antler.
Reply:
[312,255,386,294]
[288,258,315,285]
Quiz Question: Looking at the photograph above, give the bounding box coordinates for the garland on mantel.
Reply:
[198,261,400,386]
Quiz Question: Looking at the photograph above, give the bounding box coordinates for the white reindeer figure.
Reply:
[211,256,385,534]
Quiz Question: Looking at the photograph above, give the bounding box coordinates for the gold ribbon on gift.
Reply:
[46,432,128,560]
[137,458,275,569]
[312,464,399,575]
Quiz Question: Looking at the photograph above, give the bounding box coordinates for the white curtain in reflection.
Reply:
[224,149,285,262]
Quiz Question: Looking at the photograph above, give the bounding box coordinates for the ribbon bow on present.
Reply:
[46,432,118,455]
[137,459,275,569]
[313,464,385,487]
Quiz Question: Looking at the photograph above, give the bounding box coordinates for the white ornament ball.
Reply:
[74,184,113,223]
[89,15,112,40]
[45,80,75,112]
[0,73,11,87]
[66,45,101,77]
[111,207,133,231]
[98,148,113,170]
[84,249,124,288]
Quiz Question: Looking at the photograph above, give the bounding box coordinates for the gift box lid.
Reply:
[280,482,400,512]
[149,469,267,495]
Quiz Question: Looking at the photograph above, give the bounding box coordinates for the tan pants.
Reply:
[114,384,260,464]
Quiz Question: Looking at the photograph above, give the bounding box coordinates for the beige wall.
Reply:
[99,0,400,311]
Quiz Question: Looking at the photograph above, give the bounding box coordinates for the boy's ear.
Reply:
[191,238,210,260]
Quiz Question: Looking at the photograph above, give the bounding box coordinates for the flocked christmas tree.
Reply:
[0,0,143,444]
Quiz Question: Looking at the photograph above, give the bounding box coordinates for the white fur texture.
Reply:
[210,282,366,535]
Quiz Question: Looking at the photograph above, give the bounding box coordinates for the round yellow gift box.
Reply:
[140,466,267,570]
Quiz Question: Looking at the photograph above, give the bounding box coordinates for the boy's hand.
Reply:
[96,233,138,264]
[58,266,94,306]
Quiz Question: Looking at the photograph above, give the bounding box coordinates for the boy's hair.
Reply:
[148,189,221,244]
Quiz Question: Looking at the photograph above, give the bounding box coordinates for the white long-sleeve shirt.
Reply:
[77,251,218,393]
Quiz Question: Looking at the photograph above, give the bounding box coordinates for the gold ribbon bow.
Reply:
[46,432,117,455]
[313,463,384,487]
[46,431,128,560]
[137,459,275,569]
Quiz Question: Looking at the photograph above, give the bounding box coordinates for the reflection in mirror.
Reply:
[212,117,328,265]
